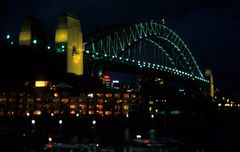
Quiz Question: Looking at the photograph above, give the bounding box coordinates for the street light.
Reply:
[26,112,30,117]
[31,119,35,125]
[33,39,37,44]
[151,114,154,118]
[59,119,63,125]
[48,137,52,142]
[92,120,96,125]
[136,135,142,139]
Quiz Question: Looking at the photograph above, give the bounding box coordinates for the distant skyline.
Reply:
[1,0,240,92]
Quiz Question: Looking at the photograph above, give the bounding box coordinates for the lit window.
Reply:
[70,105,76,109]
[35,81,48,87]
[105,111,112,115]
[88,111,94,115]
[70,110,75,115]
[54,93,59,97]
[33,110,42,115]
[123,105,129,110]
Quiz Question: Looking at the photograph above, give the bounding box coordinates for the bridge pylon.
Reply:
[205,69,214,100]
[55,12,84,75]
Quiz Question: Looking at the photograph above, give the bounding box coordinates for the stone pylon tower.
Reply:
[55,13,83,75]
[205,69,214,99]
[19,17,46,48]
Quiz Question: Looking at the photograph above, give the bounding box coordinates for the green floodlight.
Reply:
[33,39,37,44]
[170,110,181,115]
[6,34,10,39]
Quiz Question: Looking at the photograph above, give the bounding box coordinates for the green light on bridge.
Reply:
[6,34,10,39]
[33,39,37,44]
[170,110,181,115]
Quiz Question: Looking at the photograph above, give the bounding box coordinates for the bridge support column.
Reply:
[55,13,84,75]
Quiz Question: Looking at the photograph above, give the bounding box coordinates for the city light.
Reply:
[35,81,48,87]
[151,114,154,118]
[59,119,63,125]
[92,120,96,125]
[26,112,30,117]
[31,119,35,125]
[136,135,142,139]
[48,137,52,142]
[6,34,10,39]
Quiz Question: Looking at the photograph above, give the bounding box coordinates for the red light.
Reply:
[144,139,150,144]
[47,144,53,149]
[103,75,109,79]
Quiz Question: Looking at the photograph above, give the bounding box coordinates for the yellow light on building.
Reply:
[54,110,60,114]
[149,107,152,112]
[225,103,229,107]
[123,94,129,98]
[123,105,129,110]
[97,99,104,104]
[19,32,31,45]
[70,105,76,109]
[70,110,76,115]
[116,100,122,103]
[97,105,103,110]
[36,98,41,101]
[87,93,94,98]
[97,110,103,115]
[55,29,68,42]
[97,93,104,97]
[33,110,42,115]
[88,111,94,115]
[54,92,59,97]
[106,93,112,98]
[62,98,69,103]
[35,81,48,87]
[105,111,112,115]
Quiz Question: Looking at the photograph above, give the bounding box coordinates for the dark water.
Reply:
[0,110,239,152]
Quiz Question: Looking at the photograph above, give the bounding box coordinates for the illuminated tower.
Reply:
[55,13,83,75]
[19,17,46,48]
[205,69,214,99]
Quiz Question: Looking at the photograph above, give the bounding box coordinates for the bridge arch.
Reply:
[84,21,208,83]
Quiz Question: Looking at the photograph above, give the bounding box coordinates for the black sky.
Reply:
[1,0,240,92]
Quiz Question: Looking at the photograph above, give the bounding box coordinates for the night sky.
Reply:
[1,0,240,92]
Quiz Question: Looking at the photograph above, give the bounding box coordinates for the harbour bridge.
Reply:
[82,21,208,85]
[17,12,210,87]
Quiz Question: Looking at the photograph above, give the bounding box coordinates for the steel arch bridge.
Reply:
[83,21,209,83]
